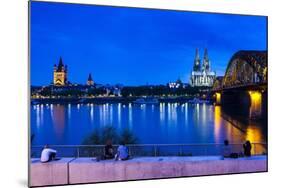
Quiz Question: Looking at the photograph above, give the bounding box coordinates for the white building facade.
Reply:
[190,48,216,87]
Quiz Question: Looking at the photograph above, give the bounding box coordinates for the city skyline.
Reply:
[31,1,267,86]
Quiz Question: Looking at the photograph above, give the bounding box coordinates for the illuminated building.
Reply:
[168,79,183,89]
[87,73,94,86]
[53,57,68,86]
[190,48,216,87]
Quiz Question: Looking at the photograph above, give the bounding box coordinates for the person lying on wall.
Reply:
[222,139,239,159]
[115,141,130,161]
[40,145,58,163]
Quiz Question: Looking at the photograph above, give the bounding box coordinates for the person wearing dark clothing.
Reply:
[223,139,231,158]
[104,140,114,159]
[243,140,252,157]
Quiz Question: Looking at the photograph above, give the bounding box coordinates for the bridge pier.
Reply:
[219,89,266,120]
[221,90,250,118]
[214,92,221,105]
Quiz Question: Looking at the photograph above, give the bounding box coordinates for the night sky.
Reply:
[30,1,267,86]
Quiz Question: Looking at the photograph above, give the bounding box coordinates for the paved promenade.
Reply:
[30,155,267,187]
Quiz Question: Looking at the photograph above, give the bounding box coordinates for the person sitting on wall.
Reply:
[40,145,57,163]
[115,142,129,161]
[243,140,252,157]
[104,140,114,159]
[223,139,231,158]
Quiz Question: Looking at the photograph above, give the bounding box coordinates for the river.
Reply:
[31,102,266,146]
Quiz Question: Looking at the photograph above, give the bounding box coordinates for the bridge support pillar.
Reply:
[248,91,262,119]
[221,90,251,118]
[220,89,266,120]
[214,92,221,105]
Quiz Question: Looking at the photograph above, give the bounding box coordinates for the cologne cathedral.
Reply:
[190,48,216,87]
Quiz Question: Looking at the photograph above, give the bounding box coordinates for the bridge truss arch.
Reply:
[222,51,267,88]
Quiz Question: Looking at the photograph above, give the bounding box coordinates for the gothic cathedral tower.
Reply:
[87,73,94,86]
[202,48,210,72]
[190,48,216,87]
[53,57,67,86]
[193,48,201,71]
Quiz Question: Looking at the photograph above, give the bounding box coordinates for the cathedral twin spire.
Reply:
[190,48,216,87]
[193,48,210,72]
[193,48,201,71]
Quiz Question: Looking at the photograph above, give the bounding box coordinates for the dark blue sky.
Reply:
[31,1,267,86]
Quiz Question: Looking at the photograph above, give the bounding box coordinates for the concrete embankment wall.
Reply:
[30,158,74,187]
[30,155,267,187]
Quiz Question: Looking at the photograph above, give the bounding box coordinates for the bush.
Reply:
[82,125,137,145]
[101,126,119,144]
[119,128,138,145]
[82,129,101,145]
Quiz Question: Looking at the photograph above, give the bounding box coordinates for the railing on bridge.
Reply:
[31,143,267,158]
[212,83,267,92]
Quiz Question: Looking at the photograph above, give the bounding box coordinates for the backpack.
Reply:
[230,153,239,158]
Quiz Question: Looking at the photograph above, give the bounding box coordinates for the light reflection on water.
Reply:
[31,103,266,145]
[160,103,165,124]
[68,104,71,119]
[50,105,65,142]
[36,105,40,128]
[249,91,262,118]
[118,103,122,127]
[128,103,133,128]
[90,104,94,123]
[185,103,188,124]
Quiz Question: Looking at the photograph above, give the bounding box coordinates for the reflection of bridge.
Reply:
[212,50,267,120]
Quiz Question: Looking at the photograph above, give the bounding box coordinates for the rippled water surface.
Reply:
[31,103,266,145]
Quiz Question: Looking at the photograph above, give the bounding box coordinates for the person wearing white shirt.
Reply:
[40,145,57,163]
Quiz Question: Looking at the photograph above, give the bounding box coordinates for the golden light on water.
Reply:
[248,91,262,118]
[214,105,222,142]
[245,126,262,143]
[215,92,221,104]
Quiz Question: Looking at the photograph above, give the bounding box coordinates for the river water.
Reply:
[30,102,266,146]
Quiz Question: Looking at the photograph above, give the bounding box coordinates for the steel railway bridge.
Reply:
[212,50,267,120]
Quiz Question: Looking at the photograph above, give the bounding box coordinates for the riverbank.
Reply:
[31,96,209,105]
